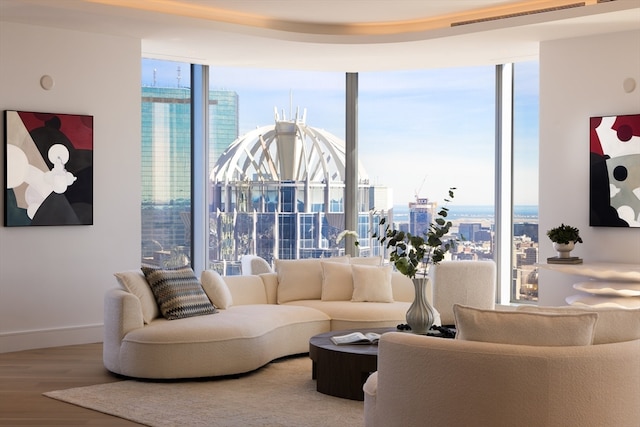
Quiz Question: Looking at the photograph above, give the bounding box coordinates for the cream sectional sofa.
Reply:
[104,257,426,379]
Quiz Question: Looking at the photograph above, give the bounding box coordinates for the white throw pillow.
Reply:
[351,264,394,303]
[349,256,383,266]
[275,257,349,303]
[114,270,159,324]
[454,304,598,346]
[517,305,640,344]
[201,270,234,309]
[321,262,354,301]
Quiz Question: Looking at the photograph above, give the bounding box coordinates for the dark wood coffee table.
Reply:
[309,328,395,401]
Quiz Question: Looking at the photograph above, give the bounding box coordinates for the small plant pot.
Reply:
[553,241,575,258]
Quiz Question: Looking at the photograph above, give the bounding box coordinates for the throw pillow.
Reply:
[454,304,598,346]
[349,256,383,266]
[320,262,354,301]
[351,264,394,303]
[200,270,234,309]
[141,266,217,320]
[114,270,160,324]
[275,257,349,303]
[517,305,640,344]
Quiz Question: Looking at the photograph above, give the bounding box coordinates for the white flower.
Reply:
[336,230,359,244]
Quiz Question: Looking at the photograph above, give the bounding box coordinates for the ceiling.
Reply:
[1,0,639,70]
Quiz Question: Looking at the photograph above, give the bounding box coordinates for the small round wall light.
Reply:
[40,75,54,90]
[623,77,636,93]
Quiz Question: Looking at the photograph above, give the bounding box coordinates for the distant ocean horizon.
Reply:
[392,205,538,222]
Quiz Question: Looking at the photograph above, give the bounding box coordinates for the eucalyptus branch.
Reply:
[373,187,457,279]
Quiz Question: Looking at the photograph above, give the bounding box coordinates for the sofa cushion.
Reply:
[114,270,159,324]
[517,305,640,344]
[321,262,354,301]
[350,256,383,266]
[201,270,234,309]
[224,274,270,305]
[275,257,349,303]
[454,304,598,346]
[351,265,394,303]
[141,266,218,320]
[286,300,414,329]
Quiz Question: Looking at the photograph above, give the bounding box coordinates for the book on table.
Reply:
[330,331,381,345]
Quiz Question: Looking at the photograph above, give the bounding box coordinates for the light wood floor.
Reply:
[0,342,141,426]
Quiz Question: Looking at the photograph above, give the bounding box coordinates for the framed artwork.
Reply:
[4,110,93,226]
[589,113,640,227]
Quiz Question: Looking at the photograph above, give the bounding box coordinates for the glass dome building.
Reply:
[210,108,392,269]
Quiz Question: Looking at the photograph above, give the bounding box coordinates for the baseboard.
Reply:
[0,323,103,353]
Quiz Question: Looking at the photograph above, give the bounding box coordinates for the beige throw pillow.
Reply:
[351,264,394,303]
[349,256,383,266]
[201,270,234,309]
[275,257,349,303]
[517,305,640,344]
[321,262,354,301]
[114,270,159,324]
[454,304,598,346]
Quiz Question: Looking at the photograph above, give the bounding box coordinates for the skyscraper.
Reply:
[209,108,391,269]
[141,86,238,265]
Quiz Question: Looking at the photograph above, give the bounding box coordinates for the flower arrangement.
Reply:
[336,230,359,247]
[374,187,457,279]
[546,223,583,245]
[336,229,360,255]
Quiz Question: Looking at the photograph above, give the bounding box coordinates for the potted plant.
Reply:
[373,187,457,334]
[546,223,583,259]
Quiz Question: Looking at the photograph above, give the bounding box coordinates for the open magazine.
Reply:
[330,331,381,345]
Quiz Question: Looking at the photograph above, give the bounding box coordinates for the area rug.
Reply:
[44,356,364,426]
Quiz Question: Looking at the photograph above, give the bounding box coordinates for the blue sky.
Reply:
[142,59,539,207]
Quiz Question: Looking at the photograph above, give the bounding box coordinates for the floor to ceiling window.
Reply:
[359,67,496,266]
[140,58,540,304]
[207,67,345,274]
[512,61,540,303]
[141,59,192,268]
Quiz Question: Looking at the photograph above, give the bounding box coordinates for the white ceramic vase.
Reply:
[406,277,436,334]
[553,241,575,258]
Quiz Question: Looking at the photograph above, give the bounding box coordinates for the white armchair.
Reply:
[364,331,640,427]
[429,260,496,326]
[240,255,273,275]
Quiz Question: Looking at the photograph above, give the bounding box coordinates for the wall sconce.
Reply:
[40,75,54,90]
[623,77,636,93]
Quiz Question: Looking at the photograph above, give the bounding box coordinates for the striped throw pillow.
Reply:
[141,266,217,320]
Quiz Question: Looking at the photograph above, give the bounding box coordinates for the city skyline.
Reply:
[142,59,539,208]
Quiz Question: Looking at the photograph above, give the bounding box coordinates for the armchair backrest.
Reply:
[430,260,496,325]
[366,332,640,427]
[240,255,273,275]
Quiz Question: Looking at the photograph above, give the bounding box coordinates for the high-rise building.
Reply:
[408,198,434,237]
[209,109,391,270]
[141,86,238,265]
[459,222,482,241]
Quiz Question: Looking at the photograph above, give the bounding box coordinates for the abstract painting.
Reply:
[589,113,640,227]
[4,110,93,226]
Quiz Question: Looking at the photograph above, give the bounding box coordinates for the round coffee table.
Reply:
[309,328,395,401]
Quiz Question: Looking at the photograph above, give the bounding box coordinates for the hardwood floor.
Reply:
[0,342,141,426]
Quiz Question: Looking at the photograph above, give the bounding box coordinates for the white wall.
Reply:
[0,22,141,352]
[538,30,640,306]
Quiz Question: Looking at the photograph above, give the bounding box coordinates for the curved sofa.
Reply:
[364,306,640,427]
[104,258,427,379]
